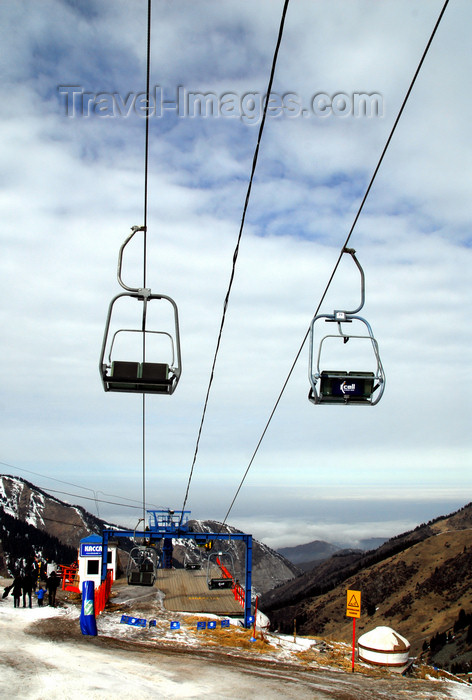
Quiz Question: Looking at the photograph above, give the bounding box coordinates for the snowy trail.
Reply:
[1,594,471,700]
[0,601,330,699]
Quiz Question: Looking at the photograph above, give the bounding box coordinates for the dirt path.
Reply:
[1,581,471,699]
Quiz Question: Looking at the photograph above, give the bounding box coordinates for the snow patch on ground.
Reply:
[1,578,470,699]
[447,687,472,700]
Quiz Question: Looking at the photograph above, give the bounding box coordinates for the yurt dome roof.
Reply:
[358,626,410,652]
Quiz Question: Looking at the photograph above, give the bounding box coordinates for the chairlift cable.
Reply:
[178,0,292,524]
[143,0,152,290]
[142,0,152,530]
[216,0,450,534]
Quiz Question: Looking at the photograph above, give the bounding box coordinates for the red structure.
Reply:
[59,563,80,594]
[94,570,113,616]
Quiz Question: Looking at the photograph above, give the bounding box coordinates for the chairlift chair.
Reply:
[100,226,182,395]
[308,248,385,405]
[100,293,182,394]
[127,546,159,586]
[206,549,235,590]
[183,547,202,571]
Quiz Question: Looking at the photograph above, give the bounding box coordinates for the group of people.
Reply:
[5,562,60,609]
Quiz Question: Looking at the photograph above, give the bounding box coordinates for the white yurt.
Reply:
[358,626,410,669]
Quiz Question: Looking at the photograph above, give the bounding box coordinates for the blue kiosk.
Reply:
[100,510,253,627]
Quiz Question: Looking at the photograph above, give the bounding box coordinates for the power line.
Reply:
[0,462,104,517]
[0,460,144,505]
[40,516,97,530]
[39,488,153,512]
[217,0,450,534]
[179,0,292,522]
[0,461,165,513]
[0,461,98,496]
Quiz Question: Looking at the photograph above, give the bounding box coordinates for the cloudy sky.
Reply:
[1,0,471,548]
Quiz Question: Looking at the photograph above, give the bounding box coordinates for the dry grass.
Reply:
[167,615,270,652]
[48,593,470,686]
[297,529,472,655]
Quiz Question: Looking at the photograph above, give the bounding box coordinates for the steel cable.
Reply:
[216,0,450,536]
[179,0,292,523]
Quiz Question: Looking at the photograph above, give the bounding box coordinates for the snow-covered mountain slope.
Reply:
[0,476,299,594]
[0,475,105,548]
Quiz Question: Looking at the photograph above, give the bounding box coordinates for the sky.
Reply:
[0,0,471,548]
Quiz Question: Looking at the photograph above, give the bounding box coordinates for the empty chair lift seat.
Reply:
[109,361,140,390]
[140,362,172,393]
[128,560,156,586]
[140,362,168,381]
[128,570,155,586]
[107,361,171,393]
[320,371,375,403]
[208,578,233,590]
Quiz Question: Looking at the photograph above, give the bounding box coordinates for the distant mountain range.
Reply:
[261,502,472,672]
[277,540,341,567]
[3,474,471,673]
[276,537,387,571]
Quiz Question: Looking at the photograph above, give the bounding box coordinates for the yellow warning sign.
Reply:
[346,589,361,618]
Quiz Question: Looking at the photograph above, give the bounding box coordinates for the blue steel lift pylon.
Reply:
[100,510,253,627]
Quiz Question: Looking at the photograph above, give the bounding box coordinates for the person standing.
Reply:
[12,574,23,609]
[35,586,46,607]
[22,572,34,608]
[46,571,59,607]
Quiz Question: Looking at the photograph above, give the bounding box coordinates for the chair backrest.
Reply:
[140,363,169,381]
[111,361,140,379]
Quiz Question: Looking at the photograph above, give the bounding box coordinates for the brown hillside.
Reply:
[270,527,472,656]
[259,510,462,617]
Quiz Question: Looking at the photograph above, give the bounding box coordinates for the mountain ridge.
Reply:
[277,537,387,570]
[0,475,298,594]
[0,474,109,547]
[260,502,472,666]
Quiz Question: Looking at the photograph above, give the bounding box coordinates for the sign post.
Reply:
[345,589,361,672]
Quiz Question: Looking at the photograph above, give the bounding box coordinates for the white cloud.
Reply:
[0,0,470,548]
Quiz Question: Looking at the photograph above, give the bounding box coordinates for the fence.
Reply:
[94,570,114,616]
